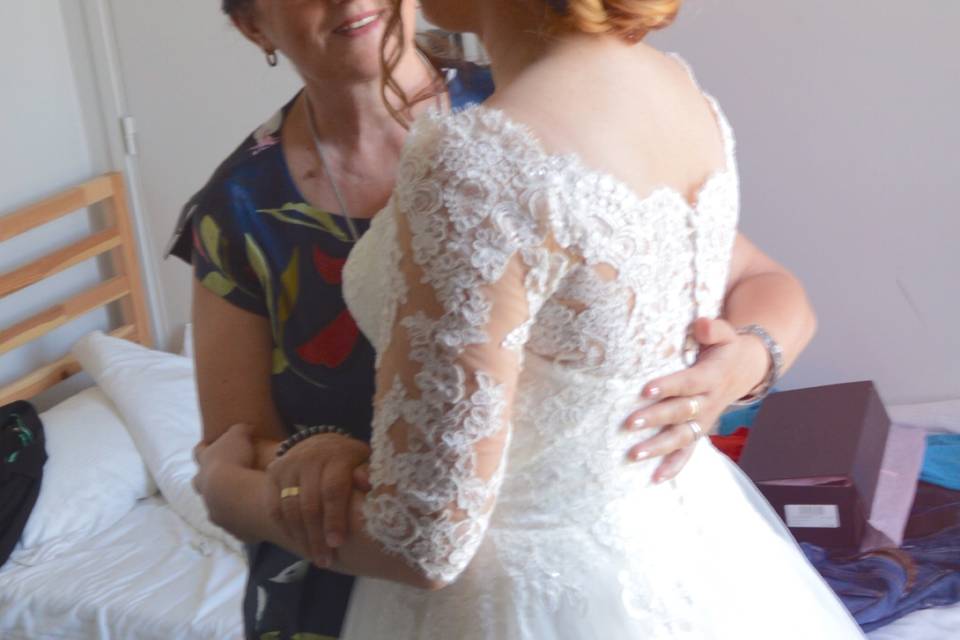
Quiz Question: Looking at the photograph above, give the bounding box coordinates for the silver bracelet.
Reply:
[730,324,783,406]
[276,424,350,458]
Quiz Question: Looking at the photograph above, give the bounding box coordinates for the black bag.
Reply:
[0,401,46,566]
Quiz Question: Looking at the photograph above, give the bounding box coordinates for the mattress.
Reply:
[0,496,245,640]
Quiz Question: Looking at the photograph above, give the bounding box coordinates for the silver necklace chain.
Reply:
[304,91,362,243]
[302,51,445,244]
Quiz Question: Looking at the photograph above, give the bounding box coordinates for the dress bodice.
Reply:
[342,76,740,585]
[340,57,864,640]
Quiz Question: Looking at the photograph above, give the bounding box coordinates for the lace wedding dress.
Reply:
[340,56,864,639]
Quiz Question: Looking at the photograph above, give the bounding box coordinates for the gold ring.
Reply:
[280,486,301,499]
[688,396,701,420]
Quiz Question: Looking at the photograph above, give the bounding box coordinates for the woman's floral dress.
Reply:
[167,63,494,640]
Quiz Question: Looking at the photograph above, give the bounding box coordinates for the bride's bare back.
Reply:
[486,24,728,210]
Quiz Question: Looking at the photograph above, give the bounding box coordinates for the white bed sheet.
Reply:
[867,602,960,640]
[0,496,245,640]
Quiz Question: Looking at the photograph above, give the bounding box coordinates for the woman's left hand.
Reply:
[265,434,372,569]
[622,317,768,484]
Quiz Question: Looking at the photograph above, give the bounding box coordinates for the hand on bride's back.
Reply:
[621,317,769,483]
[265,434,372,568]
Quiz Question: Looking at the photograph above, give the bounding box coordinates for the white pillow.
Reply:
[72,331,242,553]
[13,386,156,564]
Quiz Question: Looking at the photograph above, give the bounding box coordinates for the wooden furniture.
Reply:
[0,172,152,404]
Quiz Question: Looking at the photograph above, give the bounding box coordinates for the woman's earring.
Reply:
[265,50,278,67]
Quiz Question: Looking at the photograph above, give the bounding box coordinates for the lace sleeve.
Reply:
[362,113,568,585]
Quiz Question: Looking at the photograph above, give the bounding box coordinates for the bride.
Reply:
[324,0,866,637]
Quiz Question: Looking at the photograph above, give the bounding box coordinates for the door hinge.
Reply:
[121,116,138,156]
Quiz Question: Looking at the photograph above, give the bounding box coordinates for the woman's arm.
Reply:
[195,440,434,588]
[331,489,444,589]
[323,248,534,591]
[721,232,817,374]
[192,279,373,561]
[192,423,295,548]
[640,232,816,404]
[191,282,293,544]
[193,280,287,456]
[320,119,567,591]
[622,232,817,478]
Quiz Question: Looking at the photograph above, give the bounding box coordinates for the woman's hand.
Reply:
[622,317,769,483]
[193,422,259,495]
[191,423,294,549]
[189,423,314,557]
[265,434,372,568]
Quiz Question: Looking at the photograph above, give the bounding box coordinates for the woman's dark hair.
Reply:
[381,1,450,129]
[221,0,253,15]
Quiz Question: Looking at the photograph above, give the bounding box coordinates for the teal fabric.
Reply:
[717,399,765,435]
[921,434,960,491]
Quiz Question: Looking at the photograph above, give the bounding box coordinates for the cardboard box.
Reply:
[739,381,891,548]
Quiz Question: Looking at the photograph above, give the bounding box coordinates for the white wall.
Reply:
[105,0,302,349]
[94,2,957,404]
[649,1,960,403]
[0,1,110,406]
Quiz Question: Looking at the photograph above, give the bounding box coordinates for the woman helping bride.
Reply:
[284,1,865,637]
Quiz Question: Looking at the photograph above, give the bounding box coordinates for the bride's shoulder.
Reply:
[394,107,559,235]
[402,106,547,177]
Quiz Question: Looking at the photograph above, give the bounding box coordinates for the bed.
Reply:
[0,174,246,639]
[0,495,245,640]
[0,174,955,639]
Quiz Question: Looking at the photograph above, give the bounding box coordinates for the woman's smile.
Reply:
[332,10,385,38]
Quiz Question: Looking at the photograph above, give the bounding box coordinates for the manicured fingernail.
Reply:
[326,532,343,547]
[629,417,647,430]
[645,386,661,398]
[632,450,649,461]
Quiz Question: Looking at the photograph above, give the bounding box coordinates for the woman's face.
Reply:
[236,0,417,84]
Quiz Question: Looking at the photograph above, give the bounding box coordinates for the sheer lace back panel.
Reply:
[342,53,740,585]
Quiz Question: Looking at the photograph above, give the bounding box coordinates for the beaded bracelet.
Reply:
[275,425,351,458]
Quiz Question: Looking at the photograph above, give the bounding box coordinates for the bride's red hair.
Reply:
[558,0,681,41]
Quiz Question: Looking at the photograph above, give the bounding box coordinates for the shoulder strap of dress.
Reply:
[666,52,737,169]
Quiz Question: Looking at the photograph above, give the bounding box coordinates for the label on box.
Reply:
[784,504,840,528]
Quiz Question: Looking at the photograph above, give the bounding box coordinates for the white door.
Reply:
[100,0,301,346]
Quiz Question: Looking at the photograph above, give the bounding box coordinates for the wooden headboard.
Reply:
[0,172,152,405]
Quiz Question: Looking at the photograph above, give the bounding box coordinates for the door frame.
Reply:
[60,0,171,348]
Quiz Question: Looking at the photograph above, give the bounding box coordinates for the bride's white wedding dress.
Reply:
[340,56,864,639]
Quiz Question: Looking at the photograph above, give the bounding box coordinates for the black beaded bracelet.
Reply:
[275,425,351,458]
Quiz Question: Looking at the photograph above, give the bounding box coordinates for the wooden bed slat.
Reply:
[0,227,123,298]
[1,171,153,400]
[106,173,152,347]
[0,325,135,406]
[0,276,130,357]
[0,174,114,242]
